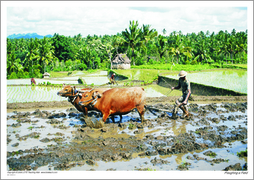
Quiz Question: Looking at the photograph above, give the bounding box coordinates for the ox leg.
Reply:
[119,115,123,123]
[83,107,88,118]
[136,105,145,123]
[102,113,110,123]
[110,115,116,123]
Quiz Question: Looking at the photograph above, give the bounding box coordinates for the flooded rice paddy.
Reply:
[7,84,175,103]
[7,86,65,103]
[166,69,247,94]
[6,102,248,173]
[7,71,109,86]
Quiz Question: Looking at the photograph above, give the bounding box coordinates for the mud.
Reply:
[6,99,248,172]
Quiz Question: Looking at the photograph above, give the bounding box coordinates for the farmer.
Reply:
[110,73,116,85]
[171,70,191,118]
[31,77,36,85]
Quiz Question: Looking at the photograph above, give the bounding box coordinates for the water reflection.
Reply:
[174,153,185,164]
[170,120,187,136]
[31,86,35,91]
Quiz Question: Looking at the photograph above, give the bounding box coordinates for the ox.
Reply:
[57,84,110,117]
[79,87,146,123]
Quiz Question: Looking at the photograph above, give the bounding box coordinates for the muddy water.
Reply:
[6,101,248,173]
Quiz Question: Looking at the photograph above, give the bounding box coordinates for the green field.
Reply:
[131,64,218,71]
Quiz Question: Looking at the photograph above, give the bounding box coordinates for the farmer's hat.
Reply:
[178,70,187,77]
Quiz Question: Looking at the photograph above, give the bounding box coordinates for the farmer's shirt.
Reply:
[178,78,191,95]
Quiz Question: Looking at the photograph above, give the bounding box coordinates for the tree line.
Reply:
[7,20,247,79]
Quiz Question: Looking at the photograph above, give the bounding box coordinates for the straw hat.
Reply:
[178,70,187,77]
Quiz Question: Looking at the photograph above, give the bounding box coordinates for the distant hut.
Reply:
[43,72,50,78]
[112,54,131,69]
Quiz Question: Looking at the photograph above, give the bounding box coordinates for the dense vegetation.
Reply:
[7,20,247,79]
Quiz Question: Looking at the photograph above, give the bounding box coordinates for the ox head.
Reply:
[79,89,102,106]
[57,84,78,97]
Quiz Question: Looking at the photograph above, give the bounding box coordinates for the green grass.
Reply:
[48,71,70,78]
[212,63,247,69]
[131,64,217,71]
[49,69,100,78]
[115,64,224,83]
[143,84,182,97]
[115,69,167,82]
[224,64,247,69]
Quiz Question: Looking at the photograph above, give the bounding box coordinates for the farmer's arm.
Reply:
[171,79,181,90]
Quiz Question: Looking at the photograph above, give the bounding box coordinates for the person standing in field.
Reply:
[31,77,36,85]
[110,73,116,85]
[171,70,191,118]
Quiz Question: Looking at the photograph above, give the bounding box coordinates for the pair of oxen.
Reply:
[57,85,146,123]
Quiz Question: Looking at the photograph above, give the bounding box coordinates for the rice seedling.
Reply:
[237,149,247,157]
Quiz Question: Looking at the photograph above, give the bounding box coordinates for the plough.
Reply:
[146,103,189,118]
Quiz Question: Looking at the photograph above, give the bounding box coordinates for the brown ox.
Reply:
[79,87,146,123]
[57,84,110,117]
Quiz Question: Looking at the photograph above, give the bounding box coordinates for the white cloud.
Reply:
[4,2,250,37]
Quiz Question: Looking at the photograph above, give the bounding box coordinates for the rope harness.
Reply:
[60,87,99,106]
[59,87,80,103]
[80,95,98,107]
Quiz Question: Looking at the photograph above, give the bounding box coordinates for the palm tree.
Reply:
[25,39,40,75]
[39,37,54,73]
[194,40,211,64]
[122,20,141,65]
[7,52,18,73]
[155,35,168,59]
[162,28,167,35]
[227,35,237,64]
[112,35,125,54]
[140,24,158,60]
[101,41,114,69]
[168,34,192,64]
[235,31,247,63]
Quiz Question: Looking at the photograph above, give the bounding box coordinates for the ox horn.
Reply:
[89,88,95,92]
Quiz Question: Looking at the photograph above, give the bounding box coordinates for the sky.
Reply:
[2,1,253,38]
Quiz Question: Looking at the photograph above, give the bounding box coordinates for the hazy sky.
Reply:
[3,1,252,37]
